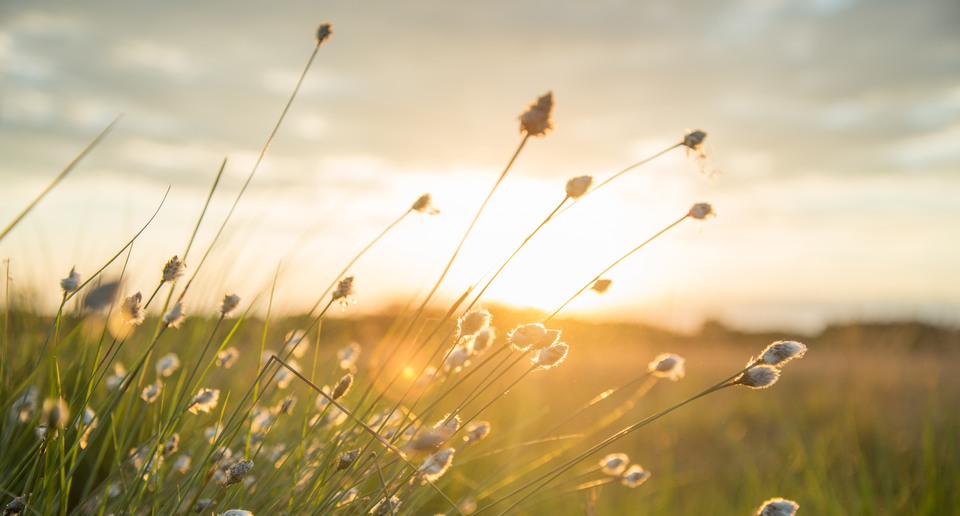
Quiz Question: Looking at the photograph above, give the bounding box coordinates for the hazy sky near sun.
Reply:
[1,0,958,332]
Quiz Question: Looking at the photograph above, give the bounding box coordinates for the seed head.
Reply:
[472,327,496,355]
[734,365,780,389]
[219,510,253,516]
[508,323,561,351]
[164,433,180,456]
[648,353,685,381]
[120,292,145,325]
[336,488,358,507]
[162,302,186,328]
[444,345,471,373]
[599,453,629,476]
[224,459,253,486]
[156,353,181,377]
[464,421,491,443]
[193,499,214,513]
[81,280,120,311]
[758,341,807,367]
[332,276,355,309]
[412,193,440,214]
[4,495,26,515]
[283,329,310,359]
[316,23,332,45]
[621,464,651,488]
[533,342,569,369]
[682,129,707,150]
[60,266,81,294]
[161,255,186,283]
[688,203,714,220]
[173,454,191,474]
[591,278,612,294]
[458,307,491,339]
[332,373,354,400]
[216,347,239,368]
[336,448,360,471]
[105,363,127,390]
[10,386,38,423]
[756,498,800,516]
[141,381,162,404]
[338,342,361,370]
[188,388,220,414]
[42,397,69,429]
[565,175,593,199]
[418,448,455,483]
[220,293,241,316]
[371,496,401,516]
[519,91,554,137]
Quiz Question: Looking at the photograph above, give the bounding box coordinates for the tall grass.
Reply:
[5,21,937,516]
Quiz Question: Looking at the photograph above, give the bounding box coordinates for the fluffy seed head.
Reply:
[458,308,492,338]
[338,342,361,370]
[332,276,355,308]
[419,448,456,482]
[283,329,310,359]
[591,278,612,294]
[43,397,70,429]
[220,293,240,316]
[682,129,707,149]
[188,388,220,413]
[224,460,253,486]
[756,498,800,516]
[464,421,491,443]
[519,91,555,137]
[534,342,569,369]
[734,365,781,389]
[173,454,191,474]
[648,353,685,381]
[444,345,471,373]
[164,433,180,456]
[336,449,360,471]
[156,353,181,377]
[336,488,358,507]
[508,323,560,351]
[688,203,714,220]
[219,510,253,516]
[60,266,81,294]
[758,341,807,367]
[472,327,496,355]
[105,363,127,390]
[565,175,593,199]
[371,496,401,516]
[216,347,239,368]
[412,193,440,214]
[161,255,186,283]
[316,23,332,45]
[82,280,120,311]
[621,464,651,488]
[141,381,162,404]
[332,373,354,400]
[120,292,145,326]
[599,453,629,476]
[163,302,186,328]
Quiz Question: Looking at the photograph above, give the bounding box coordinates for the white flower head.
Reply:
[283,330,310,359]
[418,448,455,483]
[216,347,239,368]
[508,323,560,351]
[156,353,181,377]
[161,255,186,283]
[599,453,629,476]
[458,307,492,339]
[444,345,471,373]
[758,341,807,367]
[332,276,355,309]
[43,397,70,429]
[464,421,491,443]
[472,327,496,355]
[188,388,220,414]
[60,266,81,294]
[648,353,685,381]
[337,342,361,370]
[120,292,145,326]
[621,464,651,488]
[519,91,555,137]
[756,497,800,516]
[533,342,569,369]
[565,175,593,199]
[141,381,162,404]
[162,302,185,328]
[220,293,241,316]
[105,362,127,390]
[734,365,780,389]
[370,496,401,516]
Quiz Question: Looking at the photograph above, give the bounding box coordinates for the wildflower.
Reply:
[621,464,651,488]
[283,329,309,358]
[464,421,491,443]
[418,448,455,482]
[156,353,181,377]
[682,129,707,150]
[444,345,471,373]
[9,386,38,423]
[82,280,120,311]
[458,307,491,338]
[275,359,299,389]
[508,323,560,351]
[338,342,361,370]
[163,302,186,328]
[599,453,629,476]
[60,266,81,294]
[648,353,685,381]
[332,373,354,400]
[164,433,180,456]
[224,459,253,486]
[314,386,334,411]
[332,276,355,309]
[565,175,593,199]
[371,496,401,516]
[274,396,297,415]
[188,388,220,413]
[220,293,241,316]
[519,91,554,137]
[43,397,69,429]
[533,342,569,369]
[336,488,358,507]
[216,347,239,368]
[161,255,186,283]
[4,495,26,515]
[105,362,127,389]
[412,193,440,214]
[316,23,332,45]
[591,278,612,294]
[755,497,800,516]
[120,292,145,325]
[336,448,360,471]
[141,381,162,404]
[733,365,780,389]
[173,454,191,474]
[758,341,807,367]
[435,414,461,434]
[688,203,714,220]
[473,327,495,355]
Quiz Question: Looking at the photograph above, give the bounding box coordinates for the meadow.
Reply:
[2,22,958,516]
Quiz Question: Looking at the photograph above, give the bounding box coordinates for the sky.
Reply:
[1,0,958,333]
